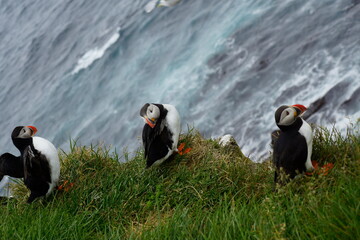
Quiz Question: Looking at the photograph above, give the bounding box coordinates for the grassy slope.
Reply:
[1,124,359,240]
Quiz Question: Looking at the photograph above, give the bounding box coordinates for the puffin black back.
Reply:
[273,129,308,179]
[23,146,51,183]
[23,146,52,203]
[142,121,173,168]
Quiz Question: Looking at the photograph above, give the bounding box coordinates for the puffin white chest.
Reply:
[32,137,60,193]
[298,119,314,171]
[163,104,181,150]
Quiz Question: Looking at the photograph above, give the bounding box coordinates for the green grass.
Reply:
[1,123,359,240]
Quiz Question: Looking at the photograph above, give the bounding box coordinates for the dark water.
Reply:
[0,0,359,162]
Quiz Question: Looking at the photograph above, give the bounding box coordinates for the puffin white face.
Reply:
[279,107,297,126]
[13,126,38,139]
[140,103,160,128]
[275,104,307,126]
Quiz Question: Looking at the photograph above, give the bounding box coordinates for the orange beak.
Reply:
[292,104,307,114]
[145,118,155,128]
[26,126,38,136]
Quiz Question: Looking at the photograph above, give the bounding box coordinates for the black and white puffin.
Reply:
[11,126,60,203]
[273,104,314,182]
[140,103,181,168]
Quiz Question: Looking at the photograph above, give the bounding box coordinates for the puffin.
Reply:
[273,104,314,183]
[11,126,60,203]
[140,103,181,168]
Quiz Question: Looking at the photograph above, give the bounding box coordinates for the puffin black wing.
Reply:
[160,125,173,149]
[142,123,174,168]
[0,153,23,181]
[273,131,307,181]
[23,146,51,203]
[142,124,151,160]
[271,130,281,148]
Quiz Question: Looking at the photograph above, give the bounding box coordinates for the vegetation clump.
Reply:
[1,124,359,239]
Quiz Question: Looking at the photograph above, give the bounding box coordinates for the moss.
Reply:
[2,123,359,239]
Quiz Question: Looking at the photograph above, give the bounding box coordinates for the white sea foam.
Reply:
[71,29,120,75]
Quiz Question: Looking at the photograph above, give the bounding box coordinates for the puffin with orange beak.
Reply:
[140,103,181,168]
[273,104,314,183]
[11,126,60,203]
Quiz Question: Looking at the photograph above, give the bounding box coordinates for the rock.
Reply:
[218,134,245,158]
[219,134,238,147]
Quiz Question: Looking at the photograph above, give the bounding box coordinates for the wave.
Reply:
[71,28,120,75]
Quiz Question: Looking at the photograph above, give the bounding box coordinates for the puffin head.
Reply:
[140,103,160,128]
[275,104,307,126]
[12,126,38,139]
[11,126,38,151]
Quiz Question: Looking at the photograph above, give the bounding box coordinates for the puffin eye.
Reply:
[285,111,289,116]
